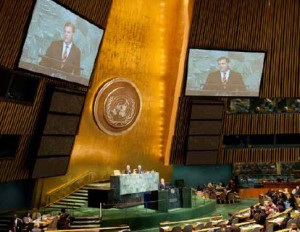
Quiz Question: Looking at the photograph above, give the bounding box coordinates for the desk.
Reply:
[160,225,221,232]
[111,172,159,195]
[19,61,88,86]
[239,224,264,232]
[196,226,221,232]
[32,215,56,228]
[211,219,226,226]
[235,213,250,220]
[268,217,285,226]
[263,182,300,191]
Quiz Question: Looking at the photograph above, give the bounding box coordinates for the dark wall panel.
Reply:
[189,121,222,135]
[187,135,220,150]
[190,104,224,120]
[32,157,70,178]
[37,136,75,157]
[43,115,80,135]
[49,91,85,114]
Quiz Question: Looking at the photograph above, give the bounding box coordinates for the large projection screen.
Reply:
[185,49,265,97]
[18,0,104,86]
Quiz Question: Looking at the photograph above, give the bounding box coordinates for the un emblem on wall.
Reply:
[93,78,142,135]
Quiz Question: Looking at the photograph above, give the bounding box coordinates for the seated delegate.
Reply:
[124,165,132,174]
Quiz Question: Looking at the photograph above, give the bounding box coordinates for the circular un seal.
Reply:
[93,78,142,135]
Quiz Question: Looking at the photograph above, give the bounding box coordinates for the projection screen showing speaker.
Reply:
[185,49,266,97]
[18,0,104,86]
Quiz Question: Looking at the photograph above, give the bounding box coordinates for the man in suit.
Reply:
[57,208,70,230]
[9,214,23,232]
[136,165,144,174]
[203,57,246,96]
[125,165,132,174]
[40,22,81,76]
[159,178,166,190]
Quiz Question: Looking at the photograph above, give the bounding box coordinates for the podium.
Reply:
[147,188,182,212]
[182,187,192,208]
[148,190,169,212]
[158,190,169,212]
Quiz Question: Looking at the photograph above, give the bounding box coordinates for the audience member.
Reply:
[265,200,278,215]
[280,212,292,230]
[57,208,70,230]
[196,185,203,191]
[9,214,23,232]
[277,198,286,212]
[295,186,300,197]
[279,190,288,202]
[220,222,230,232]
[289,223,300,232]
[249,205,255,219]
[257,209,267,226]
[22,212,33,231]
[253,209,261,224]
[31,223,41,232]
[266,188,274,198]
[289,193,298,210]
[227,213,235,225]
[23,211,33,225]
[31,209,41,220]
[207,182,214,192]
[228,178,237,193]
[230,225,241,232]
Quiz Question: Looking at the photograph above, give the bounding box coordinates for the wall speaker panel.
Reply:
[186,151,218,164]
[37,136,75,157]
[49,91,85,114]
[190,104,224,120]
[187,135,220,150]
[189,120,222,135]
[43,114,80,135]
[32,157,70,178]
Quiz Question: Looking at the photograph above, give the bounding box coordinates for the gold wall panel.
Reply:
[35,0,191,206]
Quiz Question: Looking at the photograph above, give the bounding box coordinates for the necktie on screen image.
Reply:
[61,45,68,68]
[222,72,227,83]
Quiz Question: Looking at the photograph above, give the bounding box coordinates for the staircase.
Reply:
[0,217,10,232]
[48,188,89,210]
[69,216,101,229]
[48,182,110,210]
[46,182,109,229]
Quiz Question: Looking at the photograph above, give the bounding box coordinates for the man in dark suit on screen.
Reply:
[203,56,246,96]
[40,21,81,76]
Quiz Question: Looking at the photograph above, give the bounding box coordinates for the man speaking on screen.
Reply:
[40,21,81,76]
[203,56,246,96]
